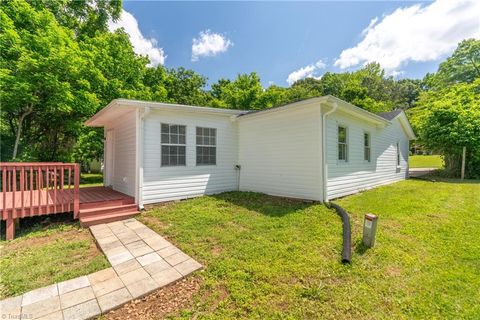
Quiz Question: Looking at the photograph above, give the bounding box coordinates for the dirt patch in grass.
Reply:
[5,227,91,251]
[386,266,402,277]
[103,277,201,320]
[140,215,171,232]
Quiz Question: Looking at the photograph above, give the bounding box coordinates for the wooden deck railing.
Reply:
[0,162,80,240]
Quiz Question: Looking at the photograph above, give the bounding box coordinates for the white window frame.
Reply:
[196,127,217,166]
[337,125,348,163]
[364,131,371,163]
[160,123,187,167]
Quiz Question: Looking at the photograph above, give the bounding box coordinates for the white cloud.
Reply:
[108,10,166,66]
[335,0,480,74]
[286,60,326,85]
[191,30,233,61]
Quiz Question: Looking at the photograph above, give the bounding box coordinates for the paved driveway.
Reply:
[409,168,438,178]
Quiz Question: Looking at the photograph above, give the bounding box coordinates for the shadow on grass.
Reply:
[80,173,103,185]
[410,174,480,184]
[354,241,370,256]
[0,212,77,241]
[211,191,317,218]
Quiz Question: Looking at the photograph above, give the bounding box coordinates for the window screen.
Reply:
[161,124,186,166]
[338,126,348,161]
[196,127,216,165]
[364,132,371,162]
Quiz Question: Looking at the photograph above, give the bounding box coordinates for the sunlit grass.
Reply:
[80,173,103,188]
[0,221,109,298]
[409,155,444,168]
[139,179,480,319]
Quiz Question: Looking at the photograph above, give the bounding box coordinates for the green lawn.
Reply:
[409,155,444,168]
[80,173,103,188]
[0,221,109,298]
[139,179,480,319]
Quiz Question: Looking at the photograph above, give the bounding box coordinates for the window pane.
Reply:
[161,129,186,166]
[178,154,186,165]
[338,144,347,161]
[161,146,169,166]
[196,146,216,165]
[161,134,169,144]
[338,126,346,143]
[364,133,369,147]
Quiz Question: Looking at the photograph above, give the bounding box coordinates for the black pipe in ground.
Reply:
[327,202,352,264]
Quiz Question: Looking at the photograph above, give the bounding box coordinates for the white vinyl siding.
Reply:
[142,110,238,204]
[104,111,137,197]
[326,111,409,200]
[98,100,411,205]
[238,103,323,201]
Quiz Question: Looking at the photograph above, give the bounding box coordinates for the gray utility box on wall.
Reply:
[362,213,378,248]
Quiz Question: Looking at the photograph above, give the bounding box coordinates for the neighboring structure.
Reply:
[85,95,416,206]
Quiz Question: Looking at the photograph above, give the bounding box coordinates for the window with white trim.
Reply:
[396,142,400,166]
[338,126,348,161]
[161,123,186,166]
[364,132,371,162]
[196,127,216,165]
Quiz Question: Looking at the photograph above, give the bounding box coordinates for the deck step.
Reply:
[80,210,140,227]
[79,198,134,210]
[79,204,138,217]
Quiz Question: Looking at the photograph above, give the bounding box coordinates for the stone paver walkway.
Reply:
[0,218,202,320]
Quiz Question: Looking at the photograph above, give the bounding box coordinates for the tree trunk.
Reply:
[12,107,33,159]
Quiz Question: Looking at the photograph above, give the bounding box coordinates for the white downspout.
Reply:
[322,102,338,202]
[137,106,150,210]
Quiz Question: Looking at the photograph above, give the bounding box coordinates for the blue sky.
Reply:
[112,1,480,87]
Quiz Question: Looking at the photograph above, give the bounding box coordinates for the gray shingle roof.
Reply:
[376,109,402,121]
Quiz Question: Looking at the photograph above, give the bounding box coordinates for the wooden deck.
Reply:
[0,186,134,218]
[1,162,139,239]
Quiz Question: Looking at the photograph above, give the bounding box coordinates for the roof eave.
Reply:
[394,112,416,140]
[325,96,391,126]
[85,99,246,127]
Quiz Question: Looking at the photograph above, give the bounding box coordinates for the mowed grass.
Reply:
[139,179,480,319]
[0,220,109,298]
[409,154,444,168]
[80,173,103,188]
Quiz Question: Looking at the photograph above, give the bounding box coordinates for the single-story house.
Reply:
[85,95,416,208]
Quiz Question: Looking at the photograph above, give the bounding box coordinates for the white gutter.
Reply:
[322,102,338,202]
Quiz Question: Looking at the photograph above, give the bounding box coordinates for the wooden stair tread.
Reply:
[79,203,138,214]
[80,210,139,227]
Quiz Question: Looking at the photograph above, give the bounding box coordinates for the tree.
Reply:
[29,0,122,38]
[412,80,480,178]
[0,0,99,160]
[286,63,418,113]
[162,67,209,106]
[427,39,480,87]
[210,73,265,109]
[390,79,424,109]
